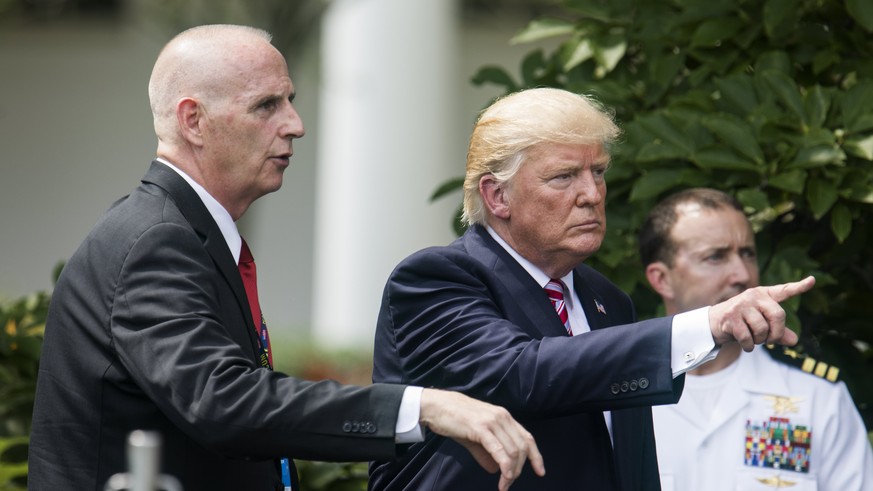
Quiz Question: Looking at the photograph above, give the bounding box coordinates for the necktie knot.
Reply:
[545,279,573,336]
[239,239,254,264]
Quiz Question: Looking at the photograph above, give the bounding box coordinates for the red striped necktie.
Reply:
[544,279,573,336]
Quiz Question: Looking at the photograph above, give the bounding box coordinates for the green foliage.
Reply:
[0,287,51,491]
[296,460,368,491]
[0,436,28,491]
[270,338,374,490]
[436,0,873,429]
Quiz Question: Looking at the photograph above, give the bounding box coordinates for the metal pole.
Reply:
[104,430,183,491]
[127,430,161,491]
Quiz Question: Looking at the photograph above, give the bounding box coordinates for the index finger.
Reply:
[490,422,545,490]
[765,275,815,303]
[495,429,545,491]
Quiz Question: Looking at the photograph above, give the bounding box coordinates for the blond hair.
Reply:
[462,88,620,225]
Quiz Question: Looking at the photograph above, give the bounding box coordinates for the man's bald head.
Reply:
[148,25,275,145]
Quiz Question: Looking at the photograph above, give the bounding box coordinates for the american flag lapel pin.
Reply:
[595,299,606,315]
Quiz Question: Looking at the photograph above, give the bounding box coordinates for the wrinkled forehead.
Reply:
[671,205,754,249]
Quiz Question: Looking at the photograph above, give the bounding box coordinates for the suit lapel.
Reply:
[141,161,261,358]
[572,269,612,331]
[465,226,570,338]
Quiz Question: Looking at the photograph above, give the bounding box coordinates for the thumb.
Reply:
[765,275,815,303]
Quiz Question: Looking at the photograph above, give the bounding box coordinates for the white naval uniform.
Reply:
[652,348,873,491]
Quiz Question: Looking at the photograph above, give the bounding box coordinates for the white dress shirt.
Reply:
[486,227,719,441]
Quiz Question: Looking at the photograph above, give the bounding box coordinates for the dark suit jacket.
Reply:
[370,225,684,490]
[29,161,406,491]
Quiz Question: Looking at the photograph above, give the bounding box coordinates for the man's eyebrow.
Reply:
[687,244,729,255]
[252,94,280,106]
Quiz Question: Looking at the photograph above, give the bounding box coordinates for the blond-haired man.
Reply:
[370,88,814,490]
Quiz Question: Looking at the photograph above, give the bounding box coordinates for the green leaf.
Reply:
[562,37,595,71]
[470,66,518,92]
[714,74,758,114]
[830,202,852,243]
[760,71,807,123]
[839,81,873,133]
[636,113,696,155]
[806,179,838,219]
[812,50,840,75]
[755,51,792,74]
[843,134,873,161]
[691,147,760,171]
[593,35,627,77]
[803,85,829,129]
[511,18,577,44]
[846,0,873,32]
[520,50,548,87]
[645,52,685,105]
[839,171,873,204]
[429,177,464,201]
[763,0,803,40]
[761,246,820,285]
[0,436,28,486]
[737,188,770,212]
[786,146,846,170]
[629,168,686,201]
[767,169,807,194]
[700,114,765,165]
[636,140,690,162]
[562,0,612,23]
[690,17,744,48]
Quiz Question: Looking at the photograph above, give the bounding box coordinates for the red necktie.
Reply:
[237,238,272,368]
[545,279,573,336]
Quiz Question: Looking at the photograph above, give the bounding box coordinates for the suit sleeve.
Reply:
[375,249,681,419]
[110,221,405,462]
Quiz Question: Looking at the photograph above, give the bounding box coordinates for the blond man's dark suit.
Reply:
[370,224,684,490]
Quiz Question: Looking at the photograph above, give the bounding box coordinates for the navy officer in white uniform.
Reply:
[639,187,873,491]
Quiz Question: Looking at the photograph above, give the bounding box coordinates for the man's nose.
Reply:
[574,171,604,206]
[282,103,306,139]
[728,254,754,286]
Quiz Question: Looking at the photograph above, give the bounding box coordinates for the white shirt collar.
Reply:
[155,158,242,264]
[485,225,575,291]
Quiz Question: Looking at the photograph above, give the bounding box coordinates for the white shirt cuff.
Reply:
[394,386,424,443]
[670,306,718,377]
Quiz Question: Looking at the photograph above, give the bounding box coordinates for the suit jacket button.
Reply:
[639,377,649,389]
[629,379,638,391]
[610,383,620,395]
[342,421,352,432]
[620,381,629,392]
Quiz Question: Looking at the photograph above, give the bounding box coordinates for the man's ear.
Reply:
[645,262,675,299]
[479,175,511,220]
[176,97,204,146]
